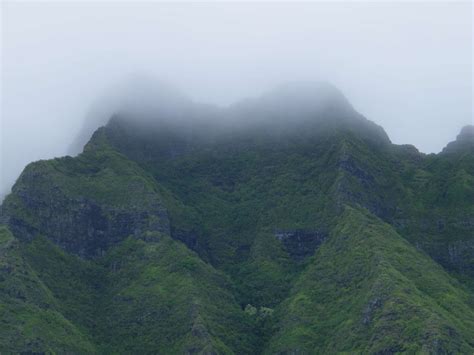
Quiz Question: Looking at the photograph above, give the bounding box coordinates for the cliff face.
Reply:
[2,146,169,259]
[1,85,473,353]
[273,229,327,262]
[395,127,474,277]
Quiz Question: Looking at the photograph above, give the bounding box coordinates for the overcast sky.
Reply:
[1,1,473,197]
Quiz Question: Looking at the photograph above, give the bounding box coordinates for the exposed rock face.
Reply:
[447,240,474,273]
[6,192,168,259]
[333,151,393,220]
[274,229,327,261]
[1,151,169,259]
[393,213,474,277]
[362,297,383,325]
[418,239,474,276]
[171,228,201,253]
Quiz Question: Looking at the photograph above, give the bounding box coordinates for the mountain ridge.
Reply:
[1,83,473,353]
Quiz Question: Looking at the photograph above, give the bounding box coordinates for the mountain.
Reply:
[441,125,474,154]
[1,83,473,353]
[266,208,474,353]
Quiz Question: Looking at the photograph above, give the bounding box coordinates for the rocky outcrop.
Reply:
[333,150,394,220]
[416,239,474,276]
[6,194,168,259]
[1,151,169,259]
[274,229,327,261]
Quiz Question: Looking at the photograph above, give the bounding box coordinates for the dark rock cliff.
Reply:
[1,150,169,259]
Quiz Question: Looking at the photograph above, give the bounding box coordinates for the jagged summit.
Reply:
[441,124,474,154]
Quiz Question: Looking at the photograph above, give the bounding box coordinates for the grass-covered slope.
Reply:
[0,226,96,353]
[95,233,257,353]
[0,226,259,353]
[391,127,474,277]
[0,142,260,353]
[266,207,474,354]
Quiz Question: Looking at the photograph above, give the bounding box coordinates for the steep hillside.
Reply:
[392,126,474,277]
[0,226,97,353]
[2,140,169,258]
[1,85,473,353]
[266,207,474,353]
[0,144,259,353]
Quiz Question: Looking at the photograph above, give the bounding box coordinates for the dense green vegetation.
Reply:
[0,226,96,353]
[267,207,474,353]
[1,85,473,353]
[0,227,259,353]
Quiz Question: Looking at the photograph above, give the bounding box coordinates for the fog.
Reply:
[1,1,472,198]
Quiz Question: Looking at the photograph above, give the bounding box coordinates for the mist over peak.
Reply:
[69,76,208,156]
[457,125,474,141]
[441,125,474,154]
[227,81,357,127]
[85,79,389,144]
[114,75,193,117]
[259,81,352,111]
[74,79,393,164]
[3,1,471,204]
[74,79,360,149]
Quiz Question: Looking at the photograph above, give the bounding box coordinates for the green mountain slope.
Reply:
[94,233,257,353]
[391,129,474,278]
[0,145,259,353]
[0,226,96,353]
[1,84,473,353]
[266,207,474,353]
[0,226,258,353]
[2,140,170,258]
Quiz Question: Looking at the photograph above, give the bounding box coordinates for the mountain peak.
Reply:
[231,81,354,118]
[265,81,351,106]
[441,125,474,154]
[457,125,474,141]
